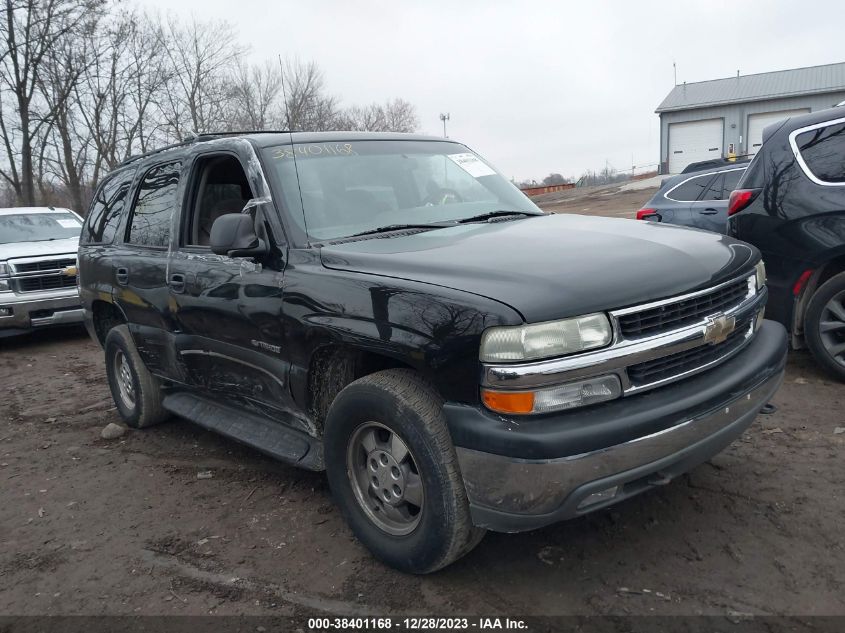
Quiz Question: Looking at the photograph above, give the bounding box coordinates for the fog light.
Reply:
[481,374,622,415]
[577,486,619,510]
[532,374,622,413]
[0,306,11,317]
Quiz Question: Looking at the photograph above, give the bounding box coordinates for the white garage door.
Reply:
[668,119,724,173]
[747,109,810,156]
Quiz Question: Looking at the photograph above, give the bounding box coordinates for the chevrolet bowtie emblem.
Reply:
[703,313,736,345]
[60,265,78,277]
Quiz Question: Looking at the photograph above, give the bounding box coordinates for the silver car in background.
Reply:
[0,207,84,336]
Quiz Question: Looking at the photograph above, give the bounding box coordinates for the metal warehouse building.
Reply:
[656,62,845,173]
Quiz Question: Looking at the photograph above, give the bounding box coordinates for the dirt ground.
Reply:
[534,182,660,219]
[1,187,844,620]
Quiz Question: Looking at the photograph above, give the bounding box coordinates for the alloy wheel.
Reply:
[819,290,845,367]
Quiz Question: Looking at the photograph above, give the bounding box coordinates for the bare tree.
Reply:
[39,33,89,211]
[337,98,419,132]
[78,11,170,182]
[381,98,418,133]
[228,60,284,130]
[542,173,568,186]
[158,17,243,138]
[0,7,421,210]
[281,59,338,131]
[0,0,103,205]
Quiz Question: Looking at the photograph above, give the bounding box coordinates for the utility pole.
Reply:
[439,113,450,138]
[673,61,677,86]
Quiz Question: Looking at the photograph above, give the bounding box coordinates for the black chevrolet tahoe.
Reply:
[78,132,788,573]
[728,107,845,380]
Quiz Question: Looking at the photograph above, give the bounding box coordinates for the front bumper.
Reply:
[0,288,83,334]
[446,320,787,532]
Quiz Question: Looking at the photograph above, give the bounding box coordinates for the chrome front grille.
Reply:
[12,258,76,273]
[9,256,78,294]
[627,318,753,386]
[16,275,77,292]
[617,278,751,339]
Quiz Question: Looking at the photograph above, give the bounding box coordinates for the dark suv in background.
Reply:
[78,131,786,573]
[637,161,748,233]
[729,107,845,379]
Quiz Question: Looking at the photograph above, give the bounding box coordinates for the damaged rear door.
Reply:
[167,144,306,430]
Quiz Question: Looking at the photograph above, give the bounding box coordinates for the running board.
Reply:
[162,392,324,471]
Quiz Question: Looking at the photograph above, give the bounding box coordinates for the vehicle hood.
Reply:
[319,214,757,323]
[0,237,79,261]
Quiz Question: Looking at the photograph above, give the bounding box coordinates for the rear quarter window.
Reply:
[722,169,744,195]
[795,121,845,184]
[83,171,133,245]
[666,174,713,201]
[126,162,182,247]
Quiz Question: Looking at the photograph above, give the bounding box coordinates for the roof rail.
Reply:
[117,130,294,167]
[193,129,294,138]
[680,156,752,174]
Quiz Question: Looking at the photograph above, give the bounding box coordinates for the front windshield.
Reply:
[262,140,542,241]
[0,211,82,244]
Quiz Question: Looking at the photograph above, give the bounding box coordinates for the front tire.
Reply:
[805,271,845,382]
[324,369,484,573]
[104,325,168,428]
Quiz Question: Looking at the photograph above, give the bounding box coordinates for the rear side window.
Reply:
[667,174,713,201]
[796,122,845,183]
[127,162,182,247]
[83,173,132,244]
[699,169,746,201]
[700,174,724,201]
[722,169,744,195]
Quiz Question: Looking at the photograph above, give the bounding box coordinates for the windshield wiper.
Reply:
[455,210,536,224]
[346,222,455,239]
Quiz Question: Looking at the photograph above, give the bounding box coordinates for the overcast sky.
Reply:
[140,0,844,182]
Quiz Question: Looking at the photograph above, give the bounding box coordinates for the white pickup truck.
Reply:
[0,207,84,336]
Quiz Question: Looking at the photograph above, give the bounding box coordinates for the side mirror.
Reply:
[209,213,269,258]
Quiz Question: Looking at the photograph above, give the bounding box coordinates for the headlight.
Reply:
[0,262,9,292]
[755,260,766,290]
[480,313,612,363]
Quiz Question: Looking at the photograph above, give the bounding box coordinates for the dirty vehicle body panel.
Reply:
[0,207,85,336]
[79,132,786,550]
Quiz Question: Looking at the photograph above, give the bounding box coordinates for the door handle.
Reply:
[169,273,186,294]
[115,267,129,286]
[700,208,719,215]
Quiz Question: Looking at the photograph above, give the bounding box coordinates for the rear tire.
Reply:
[104,325,169,428]
[805,271,845,381]
[324,369,484,574]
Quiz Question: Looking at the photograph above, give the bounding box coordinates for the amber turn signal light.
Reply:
[481,389,535,415]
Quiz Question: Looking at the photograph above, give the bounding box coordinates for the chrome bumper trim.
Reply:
[30,308,84,327]
[457,368,782,518]
[0,290,83,329]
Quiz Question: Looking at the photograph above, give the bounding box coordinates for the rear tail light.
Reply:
[636,208,658,220]
[793,269,814,297]
[728,189,758,216]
